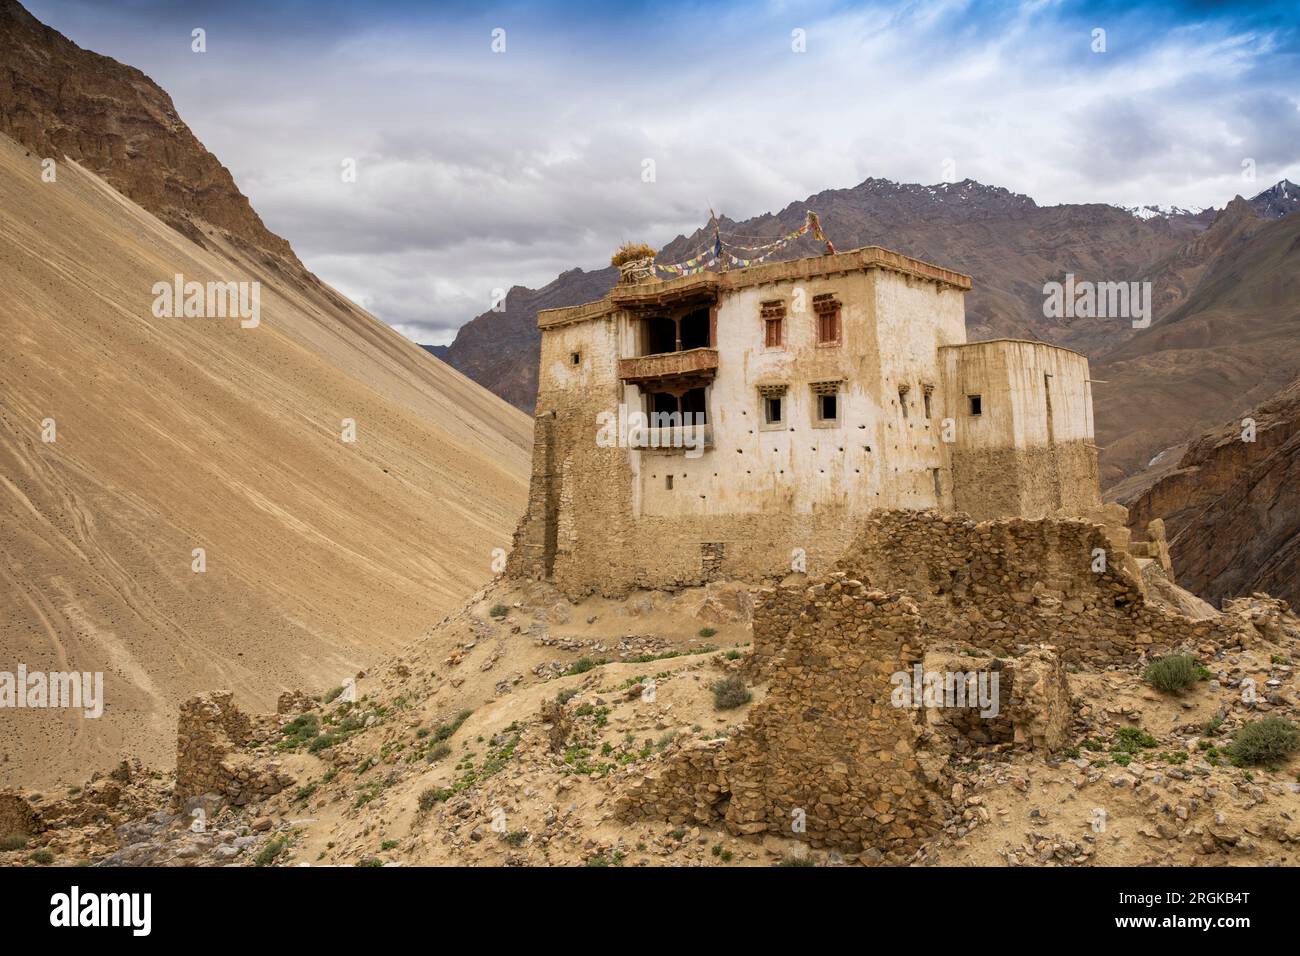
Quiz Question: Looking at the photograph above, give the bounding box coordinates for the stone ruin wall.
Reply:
[174,691,292,807]
[619,511,1256,860]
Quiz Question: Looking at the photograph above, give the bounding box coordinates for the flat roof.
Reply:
[537,244,973,330]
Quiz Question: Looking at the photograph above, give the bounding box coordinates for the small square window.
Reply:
[968,394,982,416]
[764,396,783,425]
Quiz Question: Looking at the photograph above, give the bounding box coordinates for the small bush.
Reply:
[418,788,451,812]
[565,656,605,676]
[503,830,529,848]
[254,837,287,867]
[27,849,54,865]
[489,604,508,619]
[0,833,29,852]
[307,732,337,754]
[1112,726,1157,754]
[698,627,717,638]
[555,688,579,705]
[322,685,344,704]
[1226,718,1300,766]
[1143,655,1200,693]
[778,852,816,867]
[431,709,472,742]
[427,742,452,762]
[711,674,752,710]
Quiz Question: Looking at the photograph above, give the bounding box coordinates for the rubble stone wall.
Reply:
[174,692,291,807]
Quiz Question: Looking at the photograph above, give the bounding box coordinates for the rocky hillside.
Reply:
[1123,378,1300,607]
[0,0,295,265]
[0,3,532,788]
[1093,205,1300,485]
[5,515,1298,869]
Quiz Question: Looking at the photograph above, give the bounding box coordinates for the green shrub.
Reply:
[711,674,752,710]
[279,713,321,749]
[254,837,287,867]
[778,852,815,867]
[322,685,344,704]
[1143,655,1200,693]
[1226,718,1300,766]
[565,656,605,676]
[555,688,579,705]
[698,627,717,638]
[0,833,28,852]
[307,732,337,754]
[1113,726,1157,751]
[418,788,451,811]
[489,604,508,618]
[431,709,472,742]
[27,849,54,865]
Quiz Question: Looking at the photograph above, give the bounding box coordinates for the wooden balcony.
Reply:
[618,347,719,390]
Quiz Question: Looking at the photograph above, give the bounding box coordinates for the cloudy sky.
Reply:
[27,0,1300,345]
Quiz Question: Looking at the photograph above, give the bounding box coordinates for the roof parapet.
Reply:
[537,245,972,330]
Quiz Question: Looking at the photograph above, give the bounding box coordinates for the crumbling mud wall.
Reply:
[621,584,949,861]
[620,577,1076,861]
[621,511,1259,860]
[825,511,1250,664]
[174,692,292,807]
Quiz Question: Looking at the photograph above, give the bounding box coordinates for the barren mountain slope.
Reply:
[0,132,529,788]
[1093,204,1300,485]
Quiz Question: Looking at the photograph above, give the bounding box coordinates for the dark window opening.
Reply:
[570,351,581,365]
[647,388,708,425]
[679,308,711,350]
[764,396,783,425]
[898,387,909,418]
[819,394,837,422]
[932,468,942,500]
[649,391,678,416]
[968,394,983,416]
[646,316,677,355]
[681,387,707,422]
[665,474,674,490]
[923,387,933,418]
